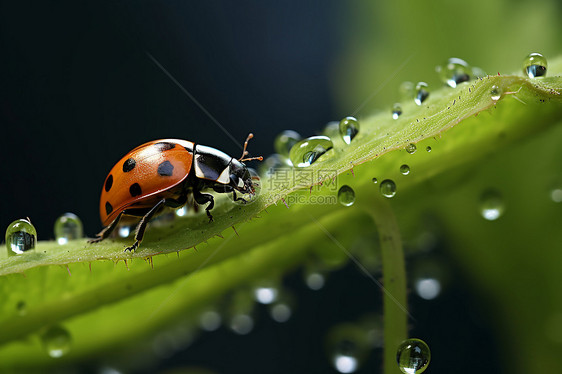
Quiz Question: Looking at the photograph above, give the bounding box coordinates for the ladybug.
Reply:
[89,134,262,251]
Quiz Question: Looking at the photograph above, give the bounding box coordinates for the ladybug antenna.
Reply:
[239,133,264,162]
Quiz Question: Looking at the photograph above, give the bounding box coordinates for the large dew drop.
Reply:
[396,338,431,374]
[338,185,356,207]
[41,325,72,358]
[339,117,360,145]
[289,136,333,168]
[380,179,397,198]
[274,130,302,157]
[54,212,83,245]
[414,82,429,106]
[400,165,410,175]
[405,143,417,154]
[436,57,471,88]
[5,218,36,255]
[479,189,505,221]
[490,85,502,101]
[523,52,547,78]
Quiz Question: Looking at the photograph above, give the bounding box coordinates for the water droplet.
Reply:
[175,205,188,217]
[229,314,254,335]
[226,289,255,335]
[392,103,403,119]
[436,57,471,88]
[118,226,131,238]
[411,258,449,300]
[274,130,302,157]
[399,81,415,100]
[414,82,429,105]
[479,189,504,221]
[5,218,36,255]
[54,212,83,245]
[253,280,279,305]
[270,303,292,323]
[268,292,294,323]
[199,310,222,332]
[426,146,432,153]
[339,117,360,145]
[305,271,325,290]
[490,85,502,101]
[405,143,417,154]
[289,136,333,168]
[303,261,330,290]
[400,165,410,175]
[551,188,562,203]
[471,66,487,79]
[372,177,378,184]
[396,338,431,374]
[380,180,397,198]
[40,325,72,358]
[415,278,441,300]
[338,185,356,207]
[523,52,547,78]
[327,324,370,373]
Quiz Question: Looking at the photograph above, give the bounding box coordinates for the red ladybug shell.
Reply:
[100,139,195,225]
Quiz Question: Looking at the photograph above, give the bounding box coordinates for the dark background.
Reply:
[0,2,500,373]
[0,1,343,239]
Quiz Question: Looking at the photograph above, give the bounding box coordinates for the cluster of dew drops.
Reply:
[263,52,549,221]
[1,52,551,371]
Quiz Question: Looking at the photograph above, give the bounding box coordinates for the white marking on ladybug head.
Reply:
[237,178,244,189]
[194,159,205,179]
[217,167,230,184]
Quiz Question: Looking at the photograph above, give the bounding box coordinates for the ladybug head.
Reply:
[228,159,254,194]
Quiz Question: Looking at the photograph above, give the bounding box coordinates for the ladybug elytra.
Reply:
[89,134,262,251]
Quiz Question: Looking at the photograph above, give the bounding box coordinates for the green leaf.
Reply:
[1,57,561,370]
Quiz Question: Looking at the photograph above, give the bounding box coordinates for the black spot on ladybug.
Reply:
[105,202,113,215]
[157,160,174,176]
[154,142,176,152]
[123,158,136,172]
[105,174,113,192]
[129,183,142,197]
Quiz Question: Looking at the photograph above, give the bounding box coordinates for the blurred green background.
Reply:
[1,0,562,373]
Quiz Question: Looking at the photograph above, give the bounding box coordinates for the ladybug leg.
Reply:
[88,211,125,244]
[193,189,215,222]
[232,191,248,204]
[126,196,187,252]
